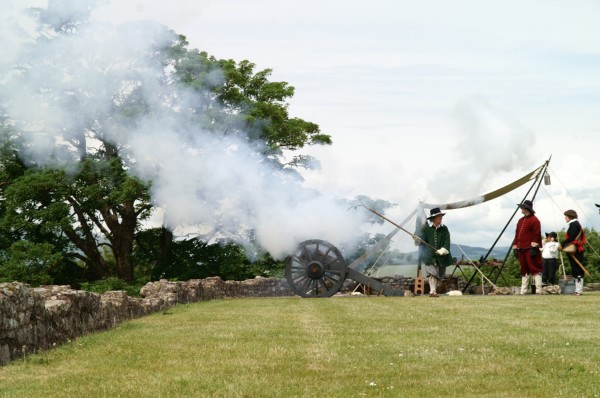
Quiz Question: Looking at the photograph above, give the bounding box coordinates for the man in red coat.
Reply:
[512,200,543,294]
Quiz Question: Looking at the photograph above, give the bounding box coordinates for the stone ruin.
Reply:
[5,275,592,366]
[0,276,293,365]
[1,274,475,365]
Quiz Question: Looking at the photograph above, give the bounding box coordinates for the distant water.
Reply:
[367,264,420,278]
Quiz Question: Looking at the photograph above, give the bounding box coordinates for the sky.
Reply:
[3,0,600,259]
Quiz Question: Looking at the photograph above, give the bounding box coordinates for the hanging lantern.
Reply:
[544,172,551,185]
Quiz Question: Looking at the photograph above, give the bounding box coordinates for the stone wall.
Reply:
[8,274,586,366]
[0,276,294,365]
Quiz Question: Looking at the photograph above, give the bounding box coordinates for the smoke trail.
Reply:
[426,96,537,202]
[0,0,368,259]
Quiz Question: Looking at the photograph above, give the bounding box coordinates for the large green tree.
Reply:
[0,2,331,284]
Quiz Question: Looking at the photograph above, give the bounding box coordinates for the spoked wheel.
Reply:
[285,239,347,298]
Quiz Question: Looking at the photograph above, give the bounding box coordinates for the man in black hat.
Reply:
[414,207,452,297]
[512,200,543,294]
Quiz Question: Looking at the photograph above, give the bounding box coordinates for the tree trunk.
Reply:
[63,227,108,280]
[85,250,109,280]
[108,205,137,283]
[157,226,174,275]
[114,244,135,282]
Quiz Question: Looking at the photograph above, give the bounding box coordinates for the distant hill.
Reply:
[379,244,511,266]
[450,243,510,262]
[368,244,511,278]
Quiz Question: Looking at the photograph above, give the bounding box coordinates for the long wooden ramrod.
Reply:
[357,204,437,251]
[568,253,591,277]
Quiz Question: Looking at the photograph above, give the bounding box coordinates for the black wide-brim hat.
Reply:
[517,200,535,214]
[427,207,446,220]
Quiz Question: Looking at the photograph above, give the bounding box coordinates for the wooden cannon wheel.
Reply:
[285,239,347,298]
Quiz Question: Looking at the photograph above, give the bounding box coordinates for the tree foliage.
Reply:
[0,4,331,286]
[132,228,284,282]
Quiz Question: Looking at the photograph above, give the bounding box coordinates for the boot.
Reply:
[534,274,543,295]
[429,276,438,297]
[520,275,530,295]
[575,276,584,295]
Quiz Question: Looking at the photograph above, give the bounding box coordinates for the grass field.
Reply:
[1,293,600,397]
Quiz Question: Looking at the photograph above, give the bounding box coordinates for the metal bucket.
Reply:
[558,279,575,294]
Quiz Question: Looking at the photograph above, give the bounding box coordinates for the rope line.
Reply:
[545,165,598,256]
[547,164,594,225]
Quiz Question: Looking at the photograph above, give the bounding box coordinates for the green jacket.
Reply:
[418,223,453,268]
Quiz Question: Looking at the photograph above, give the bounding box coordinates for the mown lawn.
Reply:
[1,293,599,397]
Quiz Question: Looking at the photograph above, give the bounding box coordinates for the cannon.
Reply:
[285,208,419,298]
[285,238,407,298]
[285,158,552,297]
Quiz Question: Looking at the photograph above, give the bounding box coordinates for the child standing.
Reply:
[541,232,559,286]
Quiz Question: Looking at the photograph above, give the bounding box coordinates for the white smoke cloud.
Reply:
[1,0,369,259]
[426,96,538,203]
